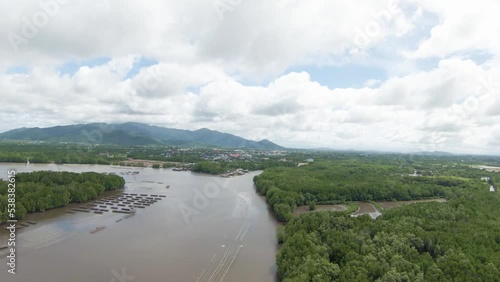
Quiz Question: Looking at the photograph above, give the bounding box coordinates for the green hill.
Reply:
[0,122,285,150]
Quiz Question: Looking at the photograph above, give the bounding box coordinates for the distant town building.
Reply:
[481,177,491,181]
[306,158,314,163]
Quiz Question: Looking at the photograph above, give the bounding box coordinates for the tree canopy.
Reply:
[0,171,125,222]
[254,154,500,281]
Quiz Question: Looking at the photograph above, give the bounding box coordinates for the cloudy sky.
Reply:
[1,0,499,154]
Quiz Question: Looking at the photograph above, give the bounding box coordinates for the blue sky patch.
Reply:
[57,57,111,76]
[286,64,387,89]
[125,57,159,79]
[6,65,29,75]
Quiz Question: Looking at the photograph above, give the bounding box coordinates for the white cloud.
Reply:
[1,55,498,154]
[0,0,499,154]
[405,0,500,59]
[1,0,419,76]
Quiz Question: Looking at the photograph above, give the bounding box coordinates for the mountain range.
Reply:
[0,122,285,150]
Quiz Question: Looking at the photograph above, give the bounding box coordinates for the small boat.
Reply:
[166,185,170,189]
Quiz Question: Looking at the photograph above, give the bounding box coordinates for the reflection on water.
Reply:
[0,163,278,282]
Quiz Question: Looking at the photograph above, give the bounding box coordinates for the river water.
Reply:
[0,163,278,282]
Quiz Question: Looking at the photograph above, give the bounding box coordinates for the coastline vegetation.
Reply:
[254,155,500,281]
[0,171,125,223]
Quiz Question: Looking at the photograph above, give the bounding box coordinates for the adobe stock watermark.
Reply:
[178,176,232,224]
[213,0,245,20]
[109,267,135,282]
[387,71,499,153]
[339,0,400,58]
[475,73,500,98]
[6,170,17,275]
[7,0,70,54]
[133,66,162,97]
[446,71,500,129]
[421,131,448,152]
[113,63,162,108]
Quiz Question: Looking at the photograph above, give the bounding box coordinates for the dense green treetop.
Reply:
[0,171,125,222]
[253,154,499,281]
[254,155,495,223]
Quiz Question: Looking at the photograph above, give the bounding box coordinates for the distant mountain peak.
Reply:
[0,123,285,150]
[195,128,213,132]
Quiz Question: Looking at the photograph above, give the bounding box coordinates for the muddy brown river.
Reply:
[0,163,278,282]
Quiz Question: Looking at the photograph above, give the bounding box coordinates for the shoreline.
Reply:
[0,188,125,229]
